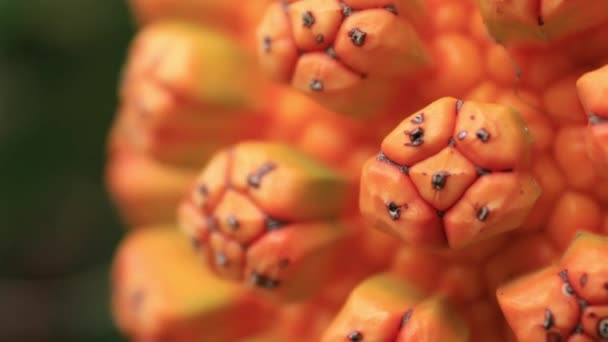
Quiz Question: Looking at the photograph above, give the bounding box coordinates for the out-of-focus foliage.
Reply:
[0,0,133,340]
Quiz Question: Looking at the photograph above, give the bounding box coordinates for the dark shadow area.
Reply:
[0,0,133,340]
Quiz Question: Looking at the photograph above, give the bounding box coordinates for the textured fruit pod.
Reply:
[178,141,357,301]
[256,0,430,117]
[117,20,269,166]
[477,0,608,48]
[112,227,275,341]
[320,273,469,341]
[577,64,608,174]
[129,0,274,47]
[497,231,608,341]
[360,97,540,249]
[105,147,197,226]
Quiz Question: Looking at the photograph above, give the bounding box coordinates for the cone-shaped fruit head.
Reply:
[178,141,355,301]
[497,232,608,341]
[256,0,429,117]
[477,0,608,47]
[117,20,268,166]
[320,273,469,341]
[577,64,608,174]
[360,97,540,249]
[105,147,197,227]
[112,226,275,341]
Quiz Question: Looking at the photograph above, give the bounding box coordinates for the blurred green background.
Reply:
[0,0,133,340]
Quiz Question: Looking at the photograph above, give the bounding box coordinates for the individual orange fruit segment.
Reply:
[320,273,468,341]
[553,125,603,192]
[214,190,266,245]
[177,201,210,247]
[287,0,343,51]
[497,266,581,341]
[453,101,532,171]
[359,157,445,248]
[246,222,349,301]
[477,0,608,47]
[409,147,478,211]
[208,232,246,281]
[520,153,565,232]
[229,141,348,221]
[395,296,469,342]
[543,74,588,125]
[561,232,608,305]
[112,227,274,341]
[546,191,603,252]
[444,171,541,248]
[420,33,483,100]
[381,97,458,167]
[334,9,428,78]
[257,3,299,83]
[105,148,197,227]
[484,234,559,297]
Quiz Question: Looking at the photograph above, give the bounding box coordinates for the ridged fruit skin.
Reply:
[177,141,360,301]
[360,97,540,249]
[256,0,430,117]
[497,231,608,342]
[111,226,276,341]
[320,273,469,342]
[113,20,270,167]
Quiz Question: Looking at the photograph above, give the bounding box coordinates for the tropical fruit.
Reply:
[112,226,275,341]
[113,20,269,166]
[497,231,608,341]
[577,64,608,173]
[178,141,358,300]
[105,147,197,226]
[256,0,430,117]
[360,97,540,249]
[321,273,469,341]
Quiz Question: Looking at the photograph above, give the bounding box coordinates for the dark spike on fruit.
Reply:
[546,332,562,342]
[384,5,398,14]
[215,252,228,267]
[263,36,272,53]
[326,46,338,59]
[247,162,277,188]
[589,113,608,125]
[431,172,449,190]
[265,216,285,231]
[475,167,491,176]
[476,128,491,142]
[405,127,424,147]
[347,331,363,341]
[543,309,555,330]
[457,131,467,140]
[476,206,489,221]
[386,202,403,220]
[302,11,315,28]
[580,274,588,287]
[411,113,425,124]
[456,100,464,113]
[448,137,456,147]
[599,319,608,338]
[348,28,367,47]
[309,79,324,92]
[316,34,325,43]
[340,2,352,17]
[226,215,239,230]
